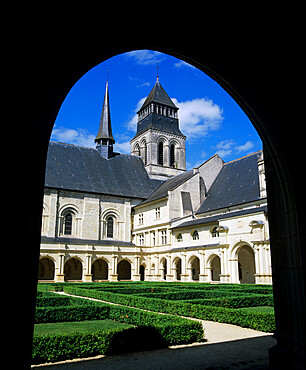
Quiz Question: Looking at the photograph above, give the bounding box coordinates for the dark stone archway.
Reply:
[16,26,305,368]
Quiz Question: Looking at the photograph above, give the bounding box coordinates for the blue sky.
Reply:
[52,50,262,169]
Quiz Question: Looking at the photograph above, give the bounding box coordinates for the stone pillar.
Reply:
[109,255,118,281]
[199,250,208,282]
[180,252,189,282]
[154,255,161,281]
[84,254,92,282]
[229,258,240,284]
[56,253,65,282]
[166,254,173,281]
[133,255,141,281]
[164,143,170,167]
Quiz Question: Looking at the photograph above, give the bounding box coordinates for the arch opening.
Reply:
[38,257,55,281]
[117,260,131,281]
[64,258,82,281]
[238,245,256,284]
[92,259,108,281]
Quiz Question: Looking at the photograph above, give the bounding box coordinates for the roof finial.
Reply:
[107,70,109,83]
[156,62,159,82]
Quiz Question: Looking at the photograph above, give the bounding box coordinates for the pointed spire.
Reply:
[95,78,115,144]
[156,62,159,82]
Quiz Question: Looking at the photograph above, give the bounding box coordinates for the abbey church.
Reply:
[39,77,272,285]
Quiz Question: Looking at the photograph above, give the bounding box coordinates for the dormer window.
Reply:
[192,230,199,240]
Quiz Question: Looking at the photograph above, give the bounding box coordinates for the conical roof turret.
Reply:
[95,80,115,144]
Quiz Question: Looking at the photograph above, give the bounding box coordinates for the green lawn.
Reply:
[239,306,274,314]
[34,319,134,336]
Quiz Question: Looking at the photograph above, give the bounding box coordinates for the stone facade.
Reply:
[39,79,272,285]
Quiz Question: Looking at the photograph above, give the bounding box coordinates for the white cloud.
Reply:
[125,96,223,142]
[172,98,223,141]
[114,140,131,154]
[235,140,254,153]
[125,50,165,65]
[51,127,96,148]
[214,139,255,159]
[173,60,197,70]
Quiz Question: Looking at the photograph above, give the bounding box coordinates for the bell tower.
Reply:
[130,78,186,180]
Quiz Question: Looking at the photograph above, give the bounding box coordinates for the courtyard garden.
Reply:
[33,282,275,364]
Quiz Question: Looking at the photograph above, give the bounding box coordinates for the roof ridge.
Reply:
[224,150,262,165]
[50,140,96,150]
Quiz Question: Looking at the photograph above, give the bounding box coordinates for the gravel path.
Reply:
[32,292,276,369]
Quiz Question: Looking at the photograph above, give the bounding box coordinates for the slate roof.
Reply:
[138,80,178,111]
[45,141,162,199]
[137,170,194,206]
[134,113,185,139]
[133,80,185,140]
[196,151,262,214]
[172,205,267,230]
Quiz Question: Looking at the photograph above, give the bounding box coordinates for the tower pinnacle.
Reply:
[95,79,115,159]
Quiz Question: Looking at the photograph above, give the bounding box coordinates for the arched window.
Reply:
[192,230,199,240]
[143,142,147,165]
[106,216,114,238]
[158,142,163,165]
[64,213,73,235]
[134,144,140,156]
[177,233,183,242]
[211,226,219,238]
[170,144,175,168]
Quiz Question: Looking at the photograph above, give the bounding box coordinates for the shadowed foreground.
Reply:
[33,335,276,369]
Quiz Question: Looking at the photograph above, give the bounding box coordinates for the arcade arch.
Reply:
[64,258,83,281]
[92,259,108,281]
[38,257,55,281]
[117,260,131,281]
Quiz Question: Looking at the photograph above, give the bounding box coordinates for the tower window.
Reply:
[64,213,73,235]
[170,144,175,168]
[144,142,147,165]
[106,216,114,238]
[158,142,164,165]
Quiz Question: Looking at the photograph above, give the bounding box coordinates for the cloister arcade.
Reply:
[38,241,259,284]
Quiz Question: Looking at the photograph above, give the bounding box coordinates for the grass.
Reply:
[34,319,134,336]
[239,306,274,314]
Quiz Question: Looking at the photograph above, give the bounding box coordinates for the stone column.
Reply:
[229,258,240,284]
[84,254,92,282]
[56,253,65,282]
[133,255,141,281]
[166,254,173,281]
[199,250,208,282]
[109,255,118,281]
[180,252,189,282]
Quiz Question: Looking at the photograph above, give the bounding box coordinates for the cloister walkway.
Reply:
[32,292,276,369]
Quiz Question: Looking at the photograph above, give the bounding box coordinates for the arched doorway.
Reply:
[238,245,255,284]
[173,257,181,281]
[38,257,55,280]
[92,259,108,281]
[160,258,167,280]
[64,258,82,281]
[210,255,221,282]
[190,256,200,281]
[117,260,131,281]
[140,265,145,281]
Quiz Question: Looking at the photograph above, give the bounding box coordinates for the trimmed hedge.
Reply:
[35,305,110,323]
[33,289,204,364]
[32,326,167,364]
[62,286,275,333]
